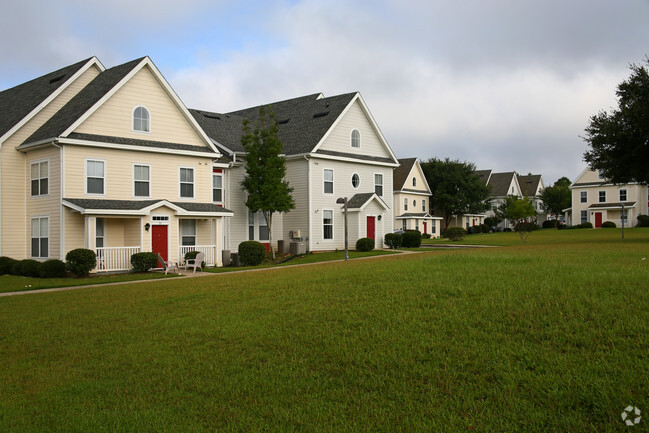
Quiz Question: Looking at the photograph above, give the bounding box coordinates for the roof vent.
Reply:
[313,111,329,118]
[203,114,221,120]
[49,74,66,84]
[278,119,290,124]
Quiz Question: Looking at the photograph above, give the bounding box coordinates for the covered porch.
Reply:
[63,199,233,272]
[396,213,442,238]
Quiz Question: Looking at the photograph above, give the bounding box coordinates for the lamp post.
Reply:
[621,202,625,239]
[336,197,349,260]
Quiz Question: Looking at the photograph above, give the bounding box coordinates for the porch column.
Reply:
[84,216,97,251]
[215,217,223,267]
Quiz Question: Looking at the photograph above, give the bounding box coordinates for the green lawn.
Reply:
[1,229,648,432]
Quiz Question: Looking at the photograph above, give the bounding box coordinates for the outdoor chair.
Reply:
[156,253,179,275]
[181,252,205,274]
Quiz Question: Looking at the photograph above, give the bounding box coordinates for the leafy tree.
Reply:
[498,196,537,243]
[241,106,295,260]
[583,60,649,185]
[539,176,571,226]
[421,158,490,230]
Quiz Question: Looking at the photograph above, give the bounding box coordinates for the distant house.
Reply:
[191,92,399,251]
[517,174,547,222]
[566,168,648,227]
[392,158,441,237]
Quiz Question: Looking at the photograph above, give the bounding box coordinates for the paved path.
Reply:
[0,247,474,298]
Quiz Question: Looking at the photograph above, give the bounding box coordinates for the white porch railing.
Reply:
[178,245,216,267]
[96,246,141,272]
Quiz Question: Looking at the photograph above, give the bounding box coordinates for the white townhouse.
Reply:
[392,158,441,237]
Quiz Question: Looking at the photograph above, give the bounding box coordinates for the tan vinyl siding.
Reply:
[1,65,101,259]
[64,209,85,252]
[74,66,206,147]
[318,100,393,160]
[123,218,141,246]
[63,145,214,202]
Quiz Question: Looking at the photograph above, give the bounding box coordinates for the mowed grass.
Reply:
[1,229,648,432]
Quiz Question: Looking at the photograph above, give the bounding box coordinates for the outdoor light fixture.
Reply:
[336,197,349,261]
[378,215,382,221]
[144,223,150,231]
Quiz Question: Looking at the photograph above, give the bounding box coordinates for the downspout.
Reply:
[305,155,311,252]
[52,141,64,259]
[0,144,2,255]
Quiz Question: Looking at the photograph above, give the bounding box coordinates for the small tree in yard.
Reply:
[499,196,537,243]
[539,176,571,227]
[241,106,295,260]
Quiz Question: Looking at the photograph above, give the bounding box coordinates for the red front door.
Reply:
[595,212,603,228]
[152,225,168,264]
[423,222,427,234]
[366,216,376,239]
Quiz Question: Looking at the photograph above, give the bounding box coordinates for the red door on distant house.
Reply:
[366,216,376,239]
[152,225,168,265]
[595,212,603,228]
[423,222,427,234]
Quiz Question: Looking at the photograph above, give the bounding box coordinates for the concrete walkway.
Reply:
[0,247,458,298]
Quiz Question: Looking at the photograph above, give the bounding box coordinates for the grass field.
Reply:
[1,229,648,432]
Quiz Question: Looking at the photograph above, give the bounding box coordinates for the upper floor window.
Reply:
[599,190,606,203]
[31,160,49,196]
[619,189,627,201]
[31,216,49,259]
[598,170,605,179]
[422,199,426,212]
[133,106,150,132]
[404,198,408,211]
[86,159,105,195]
[351,173,360,189]
[179,167,194,198]
[413,199,417,208]
[351,129,360,148]
[580,191,587,203]
[412,177,416,187]
[134,164,150,197]
[324,169,334,194]
[213,171,223,203]
[374,173,383,196]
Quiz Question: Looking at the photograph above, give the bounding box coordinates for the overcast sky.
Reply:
[2,0,648,184]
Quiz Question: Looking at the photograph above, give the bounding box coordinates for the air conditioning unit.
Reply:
[292,230,301,238]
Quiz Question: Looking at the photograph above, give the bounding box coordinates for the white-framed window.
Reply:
[31,216,49,258]
[96,218,104,248]
[351,173,360,189]
[404,198,408,211]
[413,199,417,208]
[323,209,333,240]
[598,170,605,179]
[324,169,334,194]
[133,106,150,133]
[213,170,223,203]
[351,129,360,148]
[374,173,383,196]
[619,189,627,201]
[30,160,49,196]
[179,167,194,198]
[422,199,426,212]
[180,219,196,246]
[152,215,170,224]
[599,190,606,203]
[86,159,105,195]
[580,191,587,203]
[580,210,588,224]
[248,211,269,241]
[412,177,416,187]
[133,164,150,197]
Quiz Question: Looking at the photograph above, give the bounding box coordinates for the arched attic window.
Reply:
[412,177,417,187]
[351,129,360,148]
[133,106,150,133]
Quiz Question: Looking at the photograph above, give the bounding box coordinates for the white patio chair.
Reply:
[182,252,205,274]
[156,253,179,275]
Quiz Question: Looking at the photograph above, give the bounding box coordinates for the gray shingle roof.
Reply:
[61,132,217,154]
[474,169,492,185]
[487,172,516,197]
[517,174,542,197]
[393,158,417,189]
[190,92,361,156]
[344,192,389,210]
[63,198,233,214]
[0,58,93,139]
[23,58,145,145]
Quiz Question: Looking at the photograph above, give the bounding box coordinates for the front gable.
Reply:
[399,160,431,194]
[315,95,397,164]
[572,168,605,186]
[73,62,210,149]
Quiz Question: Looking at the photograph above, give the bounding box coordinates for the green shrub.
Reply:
[601,221,616,228]
[0,256,17,275]
[514,222,540,232]
[479,224,490,233]
[401,231,422,248]
[16,259,41,277]
[637,215,649,227]
[422,233,432,239]
[578,222,593,229]
[39,259,67,278]
[384,233,402,249]
[355,237,375,252]
[65,248,97,277]
[445,227,467,241]
[557,223,568,230]
[542,219,559,229]
[130,252,160,272]
[238,241,266,266]
[484,217,498,227]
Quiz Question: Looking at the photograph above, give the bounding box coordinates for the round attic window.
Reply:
[351,173,360,188]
